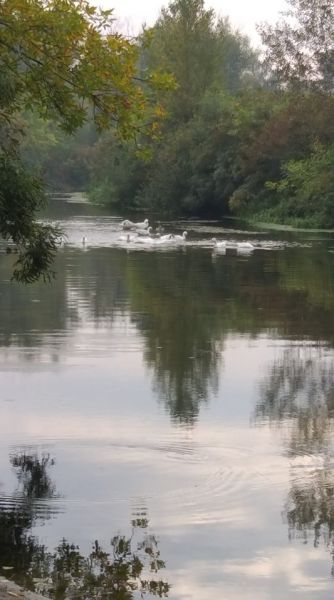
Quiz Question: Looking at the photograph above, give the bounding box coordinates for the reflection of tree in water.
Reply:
[10,452,56,499]
[0,253,69,356]
[126,251,227,424]
[38,525,169,600]
[0,451,169,599]
[255,348,334,454]
[0,248,128,362]
[255,347,334,572]
[125,246,334,424]
[0,452,58,589]
[284,466,334,574]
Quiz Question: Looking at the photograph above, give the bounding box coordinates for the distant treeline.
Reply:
[23,0,334,228]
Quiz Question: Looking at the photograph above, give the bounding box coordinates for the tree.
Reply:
[89,0,258,215]
[143,0,255,121]
[259,0,334,91]
[0,0,167,282]
[143,0,218,121]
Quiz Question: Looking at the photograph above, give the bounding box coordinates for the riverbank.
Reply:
[0,579,48,600]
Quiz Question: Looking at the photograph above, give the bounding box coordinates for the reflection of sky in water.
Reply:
[1,197,334,598]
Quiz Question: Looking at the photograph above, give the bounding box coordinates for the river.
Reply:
[0,194,334,599]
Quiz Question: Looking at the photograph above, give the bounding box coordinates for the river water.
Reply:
[1,194,334,599]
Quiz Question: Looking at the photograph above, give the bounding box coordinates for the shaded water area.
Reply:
[1,195,334,598]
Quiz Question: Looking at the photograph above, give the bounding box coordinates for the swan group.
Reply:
[118,218,256,253]
[118,218,188,246]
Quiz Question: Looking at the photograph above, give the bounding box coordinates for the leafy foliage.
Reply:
[259,0,334,91]
[0,155,63,281]
[0,0,171,282]
[0,0,154,135]
[264,143,334,227]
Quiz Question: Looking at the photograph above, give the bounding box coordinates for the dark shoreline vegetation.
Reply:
[2,0,334,281]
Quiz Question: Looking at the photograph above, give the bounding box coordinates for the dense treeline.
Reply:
[24,0,334,228]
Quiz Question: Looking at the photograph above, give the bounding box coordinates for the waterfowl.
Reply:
[172,231,188,242]
[211,237,226,248]
[135,218,149,229]
[121,219,135,230]
[237,242,254,251]
[137,226,153,237]
[121,218,149,230]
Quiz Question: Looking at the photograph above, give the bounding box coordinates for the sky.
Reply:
[96,0,289,43]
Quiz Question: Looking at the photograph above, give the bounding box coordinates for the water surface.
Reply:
[1,195,334,599]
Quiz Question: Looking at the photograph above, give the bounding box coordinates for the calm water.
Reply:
[1,195,334,599]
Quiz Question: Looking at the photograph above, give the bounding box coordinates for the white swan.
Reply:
[121,218,149,230]
[211,237,226,248]
[237,242,254,251]
[121,219,135,230]
[135,218,149,230]
[171,231,188,242]
[137,226,153,237]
